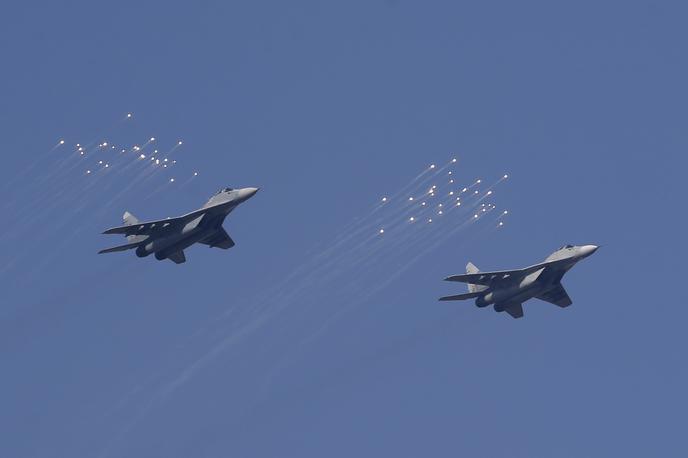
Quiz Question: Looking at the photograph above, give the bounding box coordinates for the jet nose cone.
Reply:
[581,245,599,256]
[240,187,259,200]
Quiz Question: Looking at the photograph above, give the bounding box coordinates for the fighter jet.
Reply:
[439,245,598,318]
[99,187,259,264]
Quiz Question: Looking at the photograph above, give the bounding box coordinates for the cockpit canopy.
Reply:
[215,187,234,195]
[559,244,574,250]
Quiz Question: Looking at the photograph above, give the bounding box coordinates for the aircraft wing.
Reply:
[101,203,224,236]
[199,227,235,249]
[535,283,572,307]
[444,263,548,286]
[102,215,188,236]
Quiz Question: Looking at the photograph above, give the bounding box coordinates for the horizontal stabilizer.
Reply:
[98,242,141,254]
[438,292,483,301]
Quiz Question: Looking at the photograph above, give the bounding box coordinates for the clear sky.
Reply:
[1,1,686,457]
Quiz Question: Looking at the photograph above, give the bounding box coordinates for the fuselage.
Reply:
[135,187,257,260]
[474,245,597,309]
[137,216,222,260]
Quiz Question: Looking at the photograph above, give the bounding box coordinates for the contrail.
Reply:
[0,139,67,194]
[132,156,513,427]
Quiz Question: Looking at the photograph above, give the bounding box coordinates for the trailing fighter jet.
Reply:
[439,245,598,318]
[98,187,259,264]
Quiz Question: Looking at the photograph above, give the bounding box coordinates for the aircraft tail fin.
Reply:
[466,262,488,293]
[122,211,146,243]
[123,211,139,225]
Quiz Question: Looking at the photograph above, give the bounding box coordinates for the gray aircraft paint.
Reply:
[99,187,259,264]
[439,245,598,318]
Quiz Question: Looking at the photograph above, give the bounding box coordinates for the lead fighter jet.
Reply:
[99,187,259,264]
[439,245,598,318]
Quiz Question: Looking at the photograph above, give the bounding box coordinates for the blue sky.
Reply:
[1,1,686,457]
